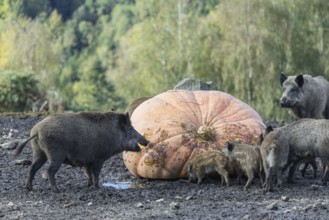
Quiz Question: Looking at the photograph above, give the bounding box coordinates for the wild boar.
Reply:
[261,121,317,179]
[224,142,264,190]
[12,111,149,193]
[261,119,329,192]
[260,126,290,192]
[279,73,329,119]
[186,150,230,186]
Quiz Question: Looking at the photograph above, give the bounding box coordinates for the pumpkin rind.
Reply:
[123,90,265,179]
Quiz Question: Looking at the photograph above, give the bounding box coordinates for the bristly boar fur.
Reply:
[12,111,149,193]
[186,150,230,186]
[260,126,289,192]
[225,142,264,190]
[280,73,329,119]
[261,119,329,192]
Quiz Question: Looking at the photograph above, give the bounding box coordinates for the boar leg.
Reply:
[217,169,229,187]
[236,170,243,185]
[47,157,65,193]
[85,165,93,186]
[287,162,298,183]
[262,161,269,187]
[196,171,205,184]
[301,163,308,177]
[264,167,274,192]
[90,161,105,187]
[301,160,317,179]
[276,168,284,187]
[244,172,254,190]
[310,159,318,179]
[26,150,47,191]
[321,162,329,185]
[321,164,328,181]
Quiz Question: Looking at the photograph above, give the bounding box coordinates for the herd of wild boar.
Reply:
[10,73,329,193]
[187,73,329,192]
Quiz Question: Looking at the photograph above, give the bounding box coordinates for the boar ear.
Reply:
[295,74,304,87]
[119,113,131,126]
[125,112,130,121]
[265,125,273,134]
[226,142,235,152]
[280,72,287,87]
[259,134,264,145]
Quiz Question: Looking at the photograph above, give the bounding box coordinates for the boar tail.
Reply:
[12,134,38,159]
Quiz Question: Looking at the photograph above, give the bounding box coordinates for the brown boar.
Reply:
[225,142,264,190]
[186,150,230,186]
[12,111,149,193]
[280,73,329,119]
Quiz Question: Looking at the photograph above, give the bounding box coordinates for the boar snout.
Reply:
[134,139,149,152]
[139,138,149,147]
[280,96,297,108]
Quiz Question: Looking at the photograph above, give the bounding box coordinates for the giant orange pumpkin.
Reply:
[123,90,265,179]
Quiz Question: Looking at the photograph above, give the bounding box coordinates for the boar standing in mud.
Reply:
[261,119,329,192]
[280,73,329,119]
[12,111,149,193]
[280,73,329,175]
[224,142,264,190]
[260,126,290,192]
[261,121,317,179]
[186,150,230,186]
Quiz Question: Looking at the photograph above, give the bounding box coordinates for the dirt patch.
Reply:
[0,114,329,219]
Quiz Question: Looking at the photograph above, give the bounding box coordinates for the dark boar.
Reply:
[186,150,230,186]
[12,111,149,193]
[225,142,264,190]
[280,73,329,119]
[261,119,329,192]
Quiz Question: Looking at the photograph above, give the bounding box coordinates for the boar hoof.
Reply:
[52,187,60,193]
[25,185,33,191]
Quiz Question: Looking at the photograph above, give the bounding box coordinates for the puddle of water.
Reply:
[102,181,132,190]
[102,175,146,190]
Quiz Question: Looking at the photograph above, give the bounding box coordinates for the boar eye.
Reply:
[290,88,299,93]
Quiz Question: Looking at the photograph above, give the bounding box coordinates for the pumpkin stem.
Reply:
[195,125,216,142]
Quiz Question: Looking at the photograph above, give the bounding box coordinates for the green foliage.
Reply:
[1,0,329,122]
[0,70,40,112]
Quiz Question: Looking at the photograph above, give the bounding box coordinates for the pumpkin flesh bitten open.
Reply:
[123,90,265,179]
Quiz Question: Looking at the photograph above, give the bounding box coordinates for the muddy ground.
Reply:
[1,114,329,220]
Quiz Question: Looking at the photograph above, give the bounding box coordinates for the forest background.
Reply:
[0,0,328,122]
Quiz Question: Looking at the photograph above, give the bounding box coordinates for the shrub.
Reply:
[0,70,40,112]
